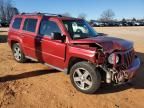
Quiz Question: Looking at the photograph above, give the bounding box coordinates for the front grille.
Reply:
[116,48,135,70]
[123,49,135,68]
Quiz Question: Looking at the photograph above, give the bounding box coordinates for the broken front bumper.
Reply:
[125,56,141,79]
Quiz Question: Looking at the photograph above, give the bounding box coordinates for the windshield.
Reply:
[63,20,98,39]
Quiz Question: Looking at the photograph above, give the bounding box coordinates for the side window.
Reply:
[12,18,22,29]
[23,18,37,33]
[39,20,61,36]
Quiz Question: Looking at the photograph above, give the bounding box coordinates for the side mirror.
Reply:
[51,32,66,42]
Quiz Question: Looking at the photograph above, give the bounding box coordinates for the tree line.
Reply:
[63,9,144,22]
[0,0,143,24]
[0,0,19,22]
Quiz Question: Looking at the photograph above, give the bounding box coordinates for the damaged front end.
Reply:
[72,41,141,84]
[98,48,141,84]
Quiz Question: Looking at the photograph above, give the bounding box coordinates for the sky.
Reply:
[13,0,144,20]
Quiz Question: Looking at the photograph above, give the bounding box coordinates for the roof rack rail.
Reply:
[20,12,63,17]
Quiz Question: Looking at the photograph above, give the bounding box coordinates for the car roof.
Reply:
[14,13,82,21]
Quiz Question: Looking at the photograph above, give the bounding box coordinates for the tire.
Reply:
[70,61,101,94]
[12,43,26,63]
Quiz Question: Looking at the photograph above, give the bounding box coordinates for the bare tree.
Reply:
[100,9,115,22]
[122,18,126,23]
[0,0,5,19]
[0,0,19,21]
[78,13,87,19]
[132,18,136,22]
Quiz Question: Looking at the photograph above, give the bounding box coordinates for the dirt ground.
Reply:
[0,27,144,108]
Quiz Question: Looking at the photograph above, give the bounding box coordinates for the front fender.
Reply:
[65,45,96,68]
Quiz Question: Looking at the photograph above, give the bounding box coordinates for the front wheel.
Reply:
[70,61,101,94]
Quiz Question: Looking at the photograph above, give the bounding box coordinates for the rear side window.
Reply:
[39,20,61,36]
[12,18,22,29]
[23,18,37,33]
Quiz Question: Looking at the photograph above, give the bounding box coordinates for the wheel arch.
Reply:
[10,38,26,56]
[67,57,88,74]
[10,40,19,48]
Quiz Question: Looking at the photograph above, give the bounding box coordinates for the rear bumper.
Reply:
[125,56,141,79]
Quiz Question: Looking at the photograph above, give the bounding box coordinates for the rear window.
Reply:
[12,18,22,29]
[23,18,37,33]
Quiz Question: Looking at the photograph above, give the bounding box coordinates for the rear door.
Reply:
[21,17,39,58]
[36,18,66,69]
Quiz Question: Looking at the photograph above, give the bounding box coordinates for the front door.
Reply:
[36,18,66,69]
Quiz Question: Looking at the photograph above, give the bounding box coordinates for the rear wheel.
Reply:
[70,61,101,94]
[12,43,26,63]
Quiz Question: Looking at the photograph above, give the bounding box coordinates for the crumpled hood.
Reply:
[71,36,133,51]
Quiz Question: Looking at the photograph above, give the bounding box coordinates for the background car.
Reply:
[1,19,10,27]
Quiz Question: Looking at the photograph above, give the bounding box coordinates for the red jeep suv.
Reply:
[8,13,140,94]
